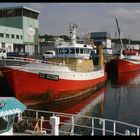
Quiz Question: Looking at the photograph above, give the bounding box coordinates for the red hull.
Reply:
[117,72,138,86]
[0,68,107,105]
[110,59,140,73]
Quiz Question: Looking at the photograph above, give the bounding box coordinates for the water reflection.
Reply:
[31,87,107,118]
[105,71,140,125]
[109,72,140,87]
[109,71,140,95]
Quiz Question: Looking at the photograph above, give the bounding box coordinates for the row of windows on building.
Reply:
[0,33,22,40]
[0,9,39,19]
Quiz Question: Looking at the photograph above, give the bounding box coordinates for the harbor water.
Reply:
[0,71,140,126]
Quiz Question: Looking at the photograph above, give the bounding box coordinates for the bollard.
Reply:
[50,115,60,136]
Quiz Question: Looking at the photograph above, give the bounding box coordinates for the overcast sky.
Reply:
[1,3,140,40]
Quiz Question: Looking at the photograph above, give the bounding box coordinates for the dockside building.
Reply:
[0,6,40,55]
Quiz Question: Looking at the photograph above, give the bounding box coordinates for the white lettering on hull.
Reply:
[0,108,22,117]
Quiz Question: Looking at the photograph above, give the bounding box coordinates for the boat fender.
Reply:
[15,120,28,133]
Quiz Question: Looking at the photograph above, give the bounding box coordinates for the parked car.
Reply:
[0,48,29,59]
[42,50,56,59]
[7,52,29,57]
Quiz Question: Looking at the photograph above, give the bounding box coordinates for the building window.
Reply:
[16,35,19,39]
[21,35,22,39]
[11,34,15,39]
[0,33,4,37]
[23,9,38,19]
[6,34,9,38]
[0,9,22,18]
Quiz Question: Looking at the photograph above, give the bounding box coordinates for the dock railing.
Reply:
[0,57,103,73]
[15,109,140,136]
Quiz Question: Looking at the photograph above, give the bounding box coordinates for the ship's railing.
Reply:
[0,56,65,66]
[0,57,103,73]
[16,109,140,136]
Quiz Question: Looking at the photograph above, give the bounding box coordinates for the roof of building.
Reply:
[0,6,40,14]
[90,32,111,39]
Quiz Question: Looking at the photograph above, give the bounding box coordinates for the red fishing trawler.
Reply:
[0,23,107,105]
[109,18,140,73]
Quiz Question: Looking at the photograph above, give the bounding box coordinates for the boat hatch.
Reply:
[0,97,26,135]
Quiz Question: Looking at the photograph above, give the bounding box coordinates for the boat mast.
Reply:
[115,18,124,59]
[69,23,78,45]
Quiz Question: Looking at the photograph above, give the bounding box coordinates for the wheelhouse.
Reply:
[56,44,93,59]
